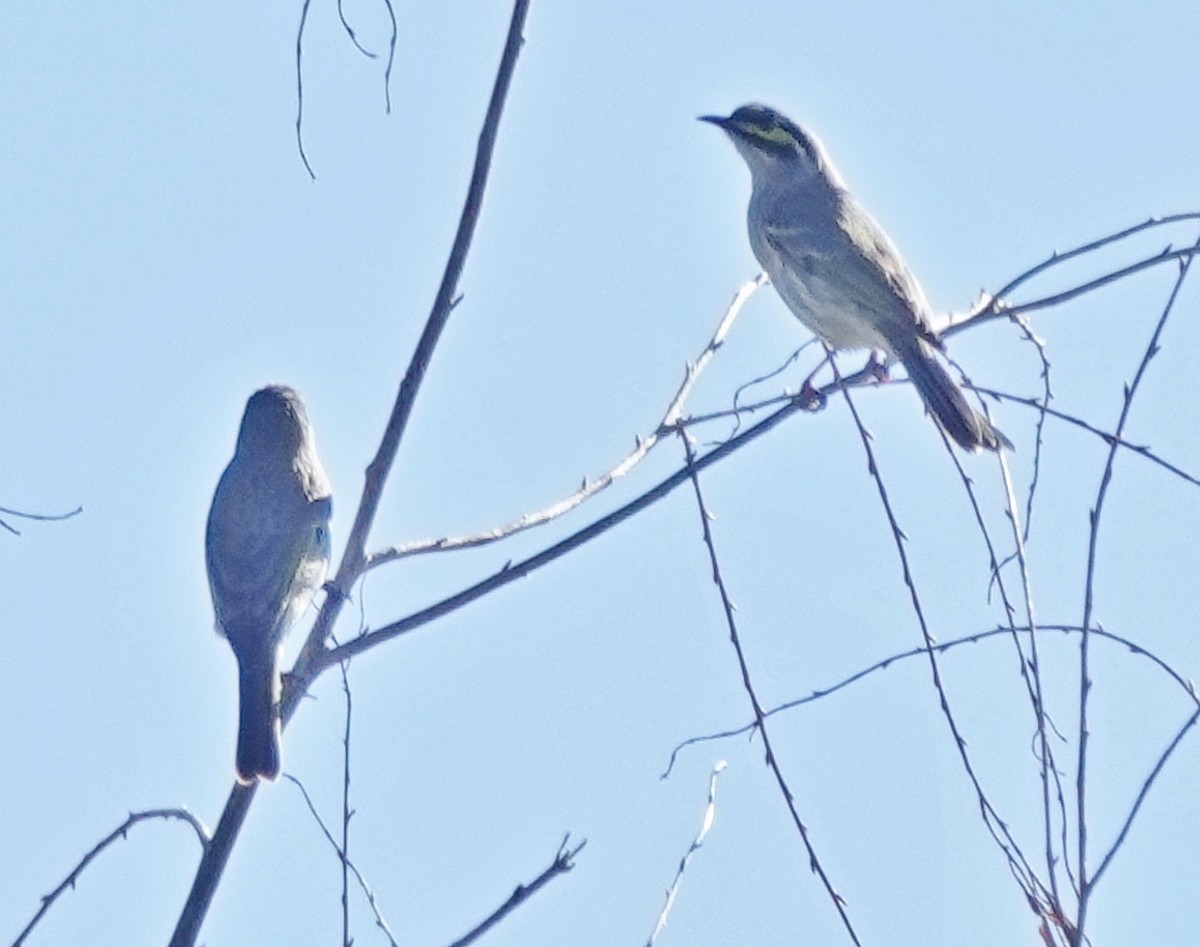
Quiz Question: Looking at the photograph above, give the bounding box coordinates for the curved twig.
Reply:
[13,809,209,947]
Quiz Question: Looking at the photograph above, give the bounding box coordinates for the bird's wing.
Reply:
[761,194,942,349]
[833,195,942,346]
[205,465,328,643]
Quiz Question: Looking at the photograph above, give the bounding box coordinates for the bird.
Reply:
[205,385,332,783]
[701,103,1009,452]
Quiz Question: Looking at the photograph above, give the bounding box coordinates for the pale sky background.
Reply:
[4,3,1200,946]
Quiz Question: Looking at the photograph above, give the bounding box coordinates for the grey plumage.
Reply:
[206,386,332,783]
[702,104,1009,452]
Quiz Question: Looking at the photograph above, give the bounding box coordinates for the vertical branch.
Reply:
[295,0,317,180]
[340,659,354,945]
[1073,234,1198,944]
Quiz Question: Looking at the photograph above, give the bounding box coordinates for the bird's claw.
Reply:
[797,380,826,411]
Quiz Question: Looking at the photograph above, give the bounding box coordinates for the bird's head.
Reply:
[236,385,311,459]
[700,104,831,185]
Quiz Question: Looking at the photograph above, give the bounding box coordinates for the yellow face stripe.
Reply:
[737,122,797,148]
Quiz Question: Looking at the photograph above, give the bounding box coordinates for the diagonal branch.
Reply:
[166,4,533,944]
[647,761,727,946]
[830,353,1049,910]
[365,273,768,568]
[445,836,586,947]
[319,395,805,669]
[679,431,862,946]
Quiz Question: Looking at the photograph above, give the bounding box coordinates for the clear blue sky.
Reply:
[4,3,1199,945]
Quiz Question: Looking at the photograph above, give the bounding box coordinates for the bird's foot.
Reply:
[797,379,827,411]
[864,351,890,384]
[322,580,349,604]
[797,352,834,410]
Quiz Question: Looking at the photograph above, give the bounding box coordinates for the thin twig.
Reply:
[1090,706,1200,889]
[949,246,1198,336]
[0,503,82,536]
[295,0,316,180]
[942,213,1200,336]
[340,658,354,946]
[662,624,1200,776]
[380,0,397,113]
[679,430,861,946]
[285,775,400,947]
[831,352,1048,908]
[988,212,1200,309]
[982,431,1066,916]
[366,273,768,569]
[13,809,210,947]
[1072,233,1198,945]
[647,761,727,946]
[320,394,805,669]
[977,389,1200,488]
[337,0,378,57]
[445,836,586,947]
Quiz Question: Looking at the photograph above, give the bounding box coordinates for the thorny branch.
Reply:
[662,624,1200,776]
[680,430,863,946]
[445,836,586,947]
[13,810,210,947]
[1071,232,1199,946]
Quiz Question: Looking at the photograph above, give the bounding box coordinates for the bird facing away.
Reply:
[702,103,1009,452]
[206,386,332,783]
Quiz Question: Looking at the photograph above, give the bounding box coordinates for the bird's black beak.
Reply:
[699,114,731,130]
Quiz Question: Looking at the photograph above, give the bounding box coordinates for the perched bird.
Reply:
[702,104,1009,452]
[206,386,332,783]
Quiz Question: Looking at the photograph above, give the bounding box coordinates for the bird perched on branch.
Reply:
[206,385,332,783]
[702,103,1009,452]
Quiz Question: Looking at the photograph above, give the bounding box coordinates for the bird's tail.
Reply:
[234,644,282,783]
[894,337,1011,452]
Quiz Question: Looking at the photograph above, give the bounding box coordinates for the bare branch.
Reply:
[340,659,354,946]
[663,624,1200,775]
[679,430,862,945]
[319,395,805,669]
[1090,706,1200,889]
[445,836,586,947]
[831,353,1051,912]
[365,273,768,569]
[285,774,400,947]
[337,0,378,57]
[647,761,727,946]
[976,388,1200,488]
[1072,232,1199,945]
[295,0,316,180]
[943,213,1200,336]
[13,809,209,947]
[0,502,82,537]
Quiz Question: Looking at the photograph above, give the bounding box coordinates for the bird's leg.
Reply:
[798,351,833,410]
